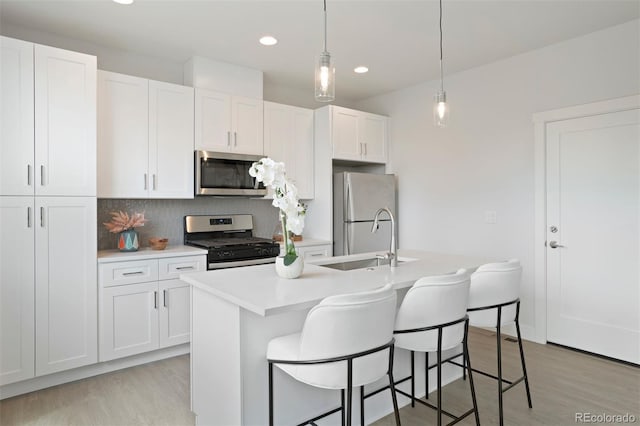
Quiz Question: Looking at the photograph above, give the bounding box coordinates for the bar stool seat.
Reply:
[393,269,480,426]
[466,259,533,426]
[267,284,402,426]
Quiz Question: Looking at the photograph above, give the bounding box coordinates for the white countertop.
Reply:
[98,245,207,263]
[181,249,495,317]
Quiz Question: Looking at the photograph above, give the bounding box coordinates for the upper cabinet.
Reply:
[97,70,194,199]
[264,102,314,199]
[331,106,388,164]
[0,36,97,196]
[195,88,263,155]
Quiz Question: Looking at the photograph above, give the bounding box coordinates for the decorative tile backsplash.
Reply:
[98,198,279,250]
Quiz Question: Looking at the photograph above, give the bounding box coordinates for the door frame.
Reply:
[531,94,640,344]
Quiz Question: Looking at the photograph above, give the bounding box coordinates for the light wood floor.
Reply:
[1,328,638,425]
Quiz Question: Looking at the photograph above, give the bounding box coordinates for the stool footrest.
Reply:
[295,405,343,426]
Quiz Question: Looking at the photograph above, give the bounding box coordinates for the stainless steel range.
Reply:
[184,214,280,269]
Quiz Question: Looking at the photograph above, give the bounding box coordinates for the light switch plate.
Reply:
[485,210,497,224]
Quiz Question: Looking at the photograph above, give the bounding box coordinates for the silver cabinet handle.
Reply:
[144,173,148,190]
[27,165,31,186]
[122,271,144,276]
[27,207,32,228]
[363,143,367,156]
[154,291,158,309]
[152,174,157,191]
[176,266,194,271]
[549,241,565,249]
[40,165,45,186]
[163,289,168,307]
[227,131,231,147]
[40,207,44,227]
[234,131,237,147]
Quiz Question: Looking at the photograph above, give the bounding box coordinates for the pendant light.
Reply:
[315,0,335,102]
[434,0,449,127]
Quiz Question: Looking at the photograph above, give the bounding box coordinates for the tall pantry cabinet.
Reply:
[0,36,97,385]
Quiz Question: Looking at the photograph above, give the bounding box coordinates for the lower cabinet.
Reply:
[98,253,205,362]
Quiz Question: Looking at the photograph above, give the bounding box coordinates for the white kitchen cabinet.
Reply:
[0,36,96,197]
[0,197,35,385]
[264,102,314,199]
[195,88,264,155]
[331,106,388,164]
[0,196,98,383]
[97,70,194,199]
[35,197,98,376]
[98,253,206,361]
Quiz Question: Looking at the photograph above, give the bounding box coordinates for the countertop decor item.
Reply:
[149,237,169,250]
[249,158,306,278]
[103,211,147,252]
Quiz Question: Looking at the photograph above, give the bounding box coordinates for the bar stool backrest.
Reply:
[296,284,397,389]
[468,259,522,327]
[394,269,470,352]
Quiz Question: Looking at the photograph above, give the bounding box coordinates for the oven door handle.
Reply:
[208,257,276,270]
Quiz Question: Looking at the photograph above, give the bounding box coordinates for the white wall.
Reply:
[355,19,640,338]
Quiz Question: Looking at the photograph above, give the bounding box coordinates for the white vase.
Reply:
[275,256,304,279]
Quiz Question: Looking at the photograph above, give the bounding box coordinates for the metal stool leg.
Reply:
[388,345,402,426]
[437,328,443,426]
[347,359,353,426]
[497,308,504,426]
[341,389,346,426]
[268,362,274,426]
[360,386,365,426]
[425,352,429,400]
[410,350,415,407]
[515,307,533,408]
[464,320,481,425]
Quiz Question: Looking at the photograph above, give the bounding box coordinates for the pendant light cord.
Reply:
[439,0,444,92]
[323,0,328,52]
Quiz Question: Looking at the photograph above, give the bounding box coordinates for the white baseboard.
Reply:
[0,344,189,400]
[476,323,543,344]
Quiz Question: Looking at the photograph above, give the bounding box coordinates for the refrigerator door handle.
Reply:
[345,222,351,255]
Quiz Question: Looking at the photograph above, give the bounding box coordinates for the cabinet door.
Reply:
[0,197,35,385]
[0,37,34,196]
[232,95,263,155]
[34,45,96,196]
[149,81,194,199]
[97,71,149,198]
[264,102,314,199]
[195,88,232,152]
[100,282,159,361]
[159,279,190,348]
[332,106,361,161]
[360,113,387,164]
[297,244,332,260]
[292,107,314,199]
[35,197,97,375]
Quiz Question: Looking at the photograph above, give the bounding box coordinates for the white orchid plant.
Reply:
[249,158,306,266]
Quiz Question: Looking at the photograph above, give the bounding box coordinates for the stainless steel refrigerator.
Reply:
[333,172,397,256]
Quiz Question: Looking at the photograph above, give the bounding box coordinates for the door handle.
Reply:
[40,165,45,186]
[27,207,32,228]
[549,241,565,249]
[234,131,237,147]
[154,291,158,309]
[227,131,231,147]
[144,173,148,190]
[163,289,168,307]
[27,165,32,186]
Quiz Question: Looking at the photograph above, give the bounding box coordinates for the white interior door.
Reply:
[546,108,639,364]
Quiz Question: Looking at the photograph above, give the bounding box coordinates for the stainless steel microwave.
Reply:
[195,151,267,196]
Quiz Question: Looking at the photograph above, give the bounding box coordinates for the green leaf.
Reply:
[283,252,297,266]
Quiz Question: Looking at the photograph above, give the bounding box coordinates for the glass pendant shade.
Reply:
[434,89,449,127]
[315,51,335,102]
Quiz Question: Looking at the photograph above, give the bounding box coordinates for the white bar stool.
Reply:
[266,283,401,426]
[393,270,480,426]
[466,259,532,425]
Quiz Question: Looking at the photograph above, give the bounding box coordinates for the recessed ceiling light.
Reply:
[354,66,369,74]
[259,36,278,46]
[113,0,133,4]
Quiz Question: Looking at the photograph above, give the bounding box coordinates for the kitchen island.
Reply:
[181,250,494,426]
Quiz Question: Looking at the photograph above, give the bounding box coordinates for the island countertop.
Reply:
[180,249,495,317]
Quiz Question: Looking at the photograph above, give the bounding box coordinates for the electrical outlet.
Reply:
[485,210,497,224]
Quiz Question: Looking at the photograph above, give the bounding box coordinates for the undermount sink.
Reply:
[319,256,415,271]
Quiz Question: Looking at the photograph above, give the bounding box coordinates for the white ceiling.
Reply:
[1,0,638,104]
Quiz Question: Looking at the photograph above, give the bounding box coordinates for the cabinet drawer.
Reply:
[158,255,206,280]
[298,245,332,260]
[99,259,159,287]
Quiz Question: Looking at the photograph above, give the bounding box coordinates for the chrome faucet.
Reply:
[371,207,397,268]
